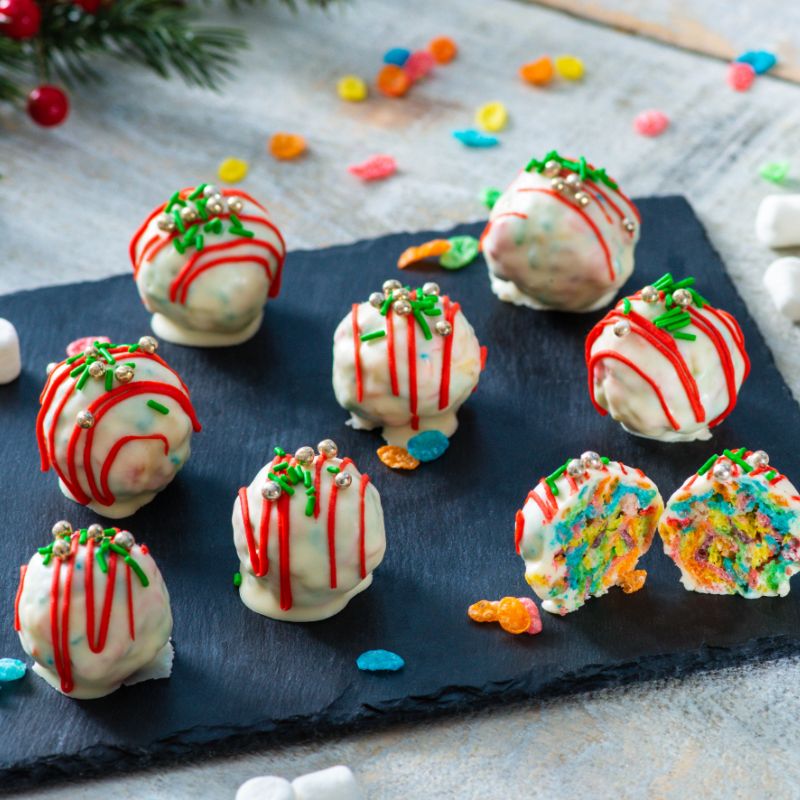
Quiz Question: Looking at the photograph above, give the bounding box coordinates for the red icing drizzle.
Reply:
[386,308,400,397]
[438,297,460,411]
[359,474,370,579]
[13,565,26,632]
[352,303,363,404]
[277,493,292,611]
[514,509,525,553]
[406,313,419,430]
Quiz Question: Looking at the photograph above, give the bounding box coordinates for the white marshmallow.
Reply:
[292,766,364,800]
[0,318,20,384]
[236,776,295,800]
[755,194,800,248]
[763,257,800,321]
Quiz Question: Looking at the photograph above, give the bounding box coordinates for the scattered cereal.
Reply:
[269,133,307,161]
[384,47,411,67]
[356,649,405,672]
[337,74,368,102]
[480,187,502,209]
[736,49,777,75]
[407,430,449,462]
[233,571,242,588]
[66,336,110,357]
[0,658,26,682]
[404,50,436,82]
[517,597,543,635]
[429,35,457,64]
[619,569,647,594]
[519,56,554,86]
[377,445,420,470]
[397,239,452,269]
[760,161,790,184]
[440,235,479,269]
[348,154,397,181]
[554,54,584,80]
[634,109,669,137]
[218,157,249,183]
[468,597,542,636]
[475,101,508,133]
[377,64,411,97]
[728,61,756,91]
[468,600,498,623]
[452,128,499,148]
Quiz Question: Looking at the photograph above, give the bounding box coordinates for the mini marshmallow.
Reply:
[292,766,364,800]
[0,318,20,384]
[236,775,295,800]
[755,194,800,248]
[763,257,800,321]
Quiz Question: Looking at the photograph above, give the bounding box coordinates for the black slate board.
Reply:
[2,196,800,790]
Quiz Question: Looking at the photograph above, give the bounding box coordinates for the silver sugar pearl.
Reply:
[294,446,315,466]
[51,520,73,538]
[207,199,225,215]
[673,288,693,308]
[393,299,412,316]
[88,360,106,379]
[747,450,769,468]
[113,530,135,550]
[542,159,561,177]
[114,364,135,384]
[262,481,282,501]
[46,362,58,375]
[382,279,402,295]
[422,282,440,296]
[318,439,339,458]
[334,471,353,489]
[203,184,218,198]
[622,217,637,234]
[52,538,71,560]
[83,347,97,358]
[435,319,453,336]
[179,206,199,224]
[565,173,584,190]
[613,319,631,338]
[227,197,244,214]
[393,288,411,301]
[712,461,733,482]
[76,410,95,429]
[369,292,384,308]
[566,458,584,478]
[581,451,603,470]
[87,523,105,542]
[551,178,566,192]
[138,335,158,354]
[156,213,176,233]
[641,285,659,304]
[573,191,590,207]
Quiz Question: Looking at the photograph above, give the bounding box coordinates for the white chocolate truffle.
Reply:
[660,450,800,597]
[332,284,485,448]
[293,766,363,800]
[236,776,295,800]
[482,151,640,312]
[0,318,21,384]
[763,256,800,321]
[233,443,386,622]
[130,185,286,347]
[36,338,201,518]
[516,455,663,614]
[587,274,749,442]
[14,525,172,699]
[755,194,800,248]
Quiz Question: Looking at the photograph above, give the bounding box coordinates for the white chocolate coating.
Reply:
[236,776,295,800]
[517,460,663,614]
[587,293,748,442]
[232,455,386,621]
[0,318,21,384]
[763,257,800,321]
[755,194,800,248]
[332,293,483,447]
[131,189,285,347]
[483,167,639,312]
[38,347,198,518]
[16,538,172,699]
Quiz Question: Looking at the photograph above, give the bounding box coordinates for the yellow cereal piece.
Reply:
[337,74,368,102]
[217,157,249,184]
[555,55,584,81]
[475,101,508,133]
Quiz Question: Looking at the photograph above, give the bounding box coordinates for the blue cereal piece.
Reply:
[407,430,450,462]
[0,658,27,682]
[452,129,499,148]
[735,50,777,75]
[384,48,411,67]
[356,649,405,672]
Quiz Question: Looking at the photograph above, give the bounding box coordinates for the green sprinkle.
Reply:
[327,465,341,474]
[147,399,170,415]
[128,344,139,352]
[303,470,312,488]
[671,277,696,290]
[360,330,387,342]
[123,555,149,587]
[622,298,631,315]
[194,234,204,251]
[103,527,115,534]
[665,294,674,309]
[188,183,207,200]
[173,210,185,234]
[95,548,108,574]
[268,473,295,495]
[105,368,113,392]
[42,553,52,566]
[689,289,707,308]
[76,367,91,391]
[273,461,289,471]
[66,353,83,365]
[653,273,674,289]
[174,239,186,255]
[70,363,87,378]
[724,448,752,472]
[165,191,182,211]
[766,469,778,480]
[600,456,610,464]
[79,528,88,545]
[380,295,394,316]
[413,310,433,340]
[697,454,719,476]
[204,218,223,234]
[38,545,53,555]
[305,498,316,517]
[545,477,559,497]
[274,446,286,456]
[287,467,302,484]
[480,187,502,209]
[423,307,442,316]
[672,331,697,341]
[233,571,242,587]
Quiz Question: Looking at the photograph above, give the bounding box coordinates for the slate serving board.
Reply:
[2,196,800,790]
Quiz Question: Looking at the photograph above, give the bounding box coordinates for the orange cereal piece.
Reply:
[497,596,532,634]
[429,36,457,64]
[377,64,411,98]
[397,239,452,269]
[619,569,647,594]
[519,56,554,86]
[468,600,499,623]
[269,132,307,161]
[377,445,420,470]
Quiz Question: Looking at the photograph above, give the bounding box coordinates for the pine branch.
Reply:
[0,37,27,101]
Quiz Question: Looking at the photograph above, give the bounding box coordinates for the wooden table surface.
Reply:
[3,0,800,797]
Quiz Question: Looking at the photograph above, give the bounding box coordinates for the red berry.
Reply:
[27,85,69,127]
[73,0,102,12]
[0,0,41,39]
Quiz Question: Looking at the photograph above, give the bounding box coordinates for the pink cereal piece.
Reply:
[517,597,542,635]
[404,50,435,82]
[66,336,111,357]
[348,154,397,181]
[728,61,756,91]
[633,109,669,137]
